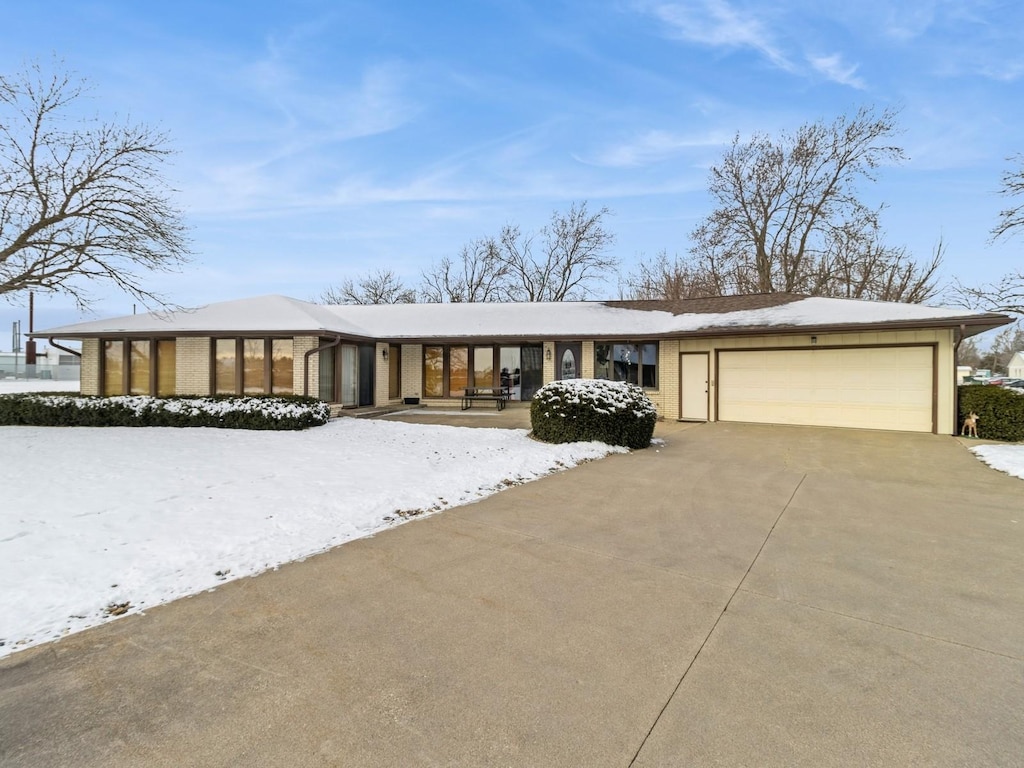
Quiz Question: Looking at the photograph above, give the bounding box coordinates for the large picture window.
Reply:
[424,345,499,398]
[212,338,294,395]
[422,345,541,400]
[594,342,658,388]
[102,339,176,396]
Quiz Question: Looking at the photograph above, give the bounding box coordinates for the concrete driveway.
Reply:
[2,422,1022,767]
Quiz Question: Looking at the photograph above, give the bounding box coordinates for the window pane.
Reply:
[499,347,521,399]
[641,343,658,388]
[450,346,468,396]
[215,339,236,394]
[243,338,264,394]
[594,344,612,380]
[388,346,401,399]
[129,340,150,395]
[104,340,124,395]
[340,345,358,406]
[473,347,493,388]
[613,344,638,383]
[271,339,293,394]
[156,340,175,396]
[424,346,443,397]
[318,342,335,401]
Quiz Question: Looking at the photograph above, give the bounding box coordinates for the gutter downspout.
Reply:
[47,338,82,358]
[953,324,966,435]
[304,335,343,398]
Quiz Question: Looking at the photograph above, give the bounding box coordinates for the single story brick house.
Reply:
[33,293,1011,434]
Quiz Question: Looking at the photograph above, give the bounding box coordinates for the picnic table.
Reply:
[461,385,511,410]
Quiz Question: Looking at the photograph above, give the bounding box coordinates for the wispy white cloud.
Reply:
[576,129,731,167]
[641,0,795,72]
[808,53,866,89]
[638,1,876,90]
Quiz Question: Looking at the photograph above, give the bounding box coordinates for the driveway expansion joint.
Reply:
[626,473,807,767]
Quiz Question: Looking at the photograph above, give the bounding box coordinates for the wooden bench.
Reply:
[461,386,511,410]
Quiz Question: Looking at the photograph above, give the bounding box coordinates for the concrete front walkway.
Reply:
[2,423,1022,767]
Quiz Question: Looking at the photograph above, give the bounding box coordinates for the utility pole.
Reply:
[25,291,37,378]
[12,320,21,378]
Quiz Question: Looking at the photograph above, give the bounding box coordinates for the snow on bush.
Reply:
[530,378,657,449]
[0,393,330,430]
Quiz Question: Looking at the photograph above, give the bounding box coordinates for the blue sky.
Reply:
[2,0,1023,346]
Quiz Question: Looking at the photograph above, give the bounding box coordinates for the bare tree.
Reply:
[622,251,717,300]
[498,202,617,301]
[687,107,937,302]
[0,61,189,308]
[993,154,1024,241]
[950,155,1024,315]
[977,322,1024,372]
[318,268,416,305]
[819,229,943,302]
[946,156,1024,315]
[420,237,509,303]
[949,272,1024,316]
[957,336,982,370]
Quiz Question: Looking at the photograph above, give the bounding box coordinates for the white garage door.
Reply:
[718,346,934,433]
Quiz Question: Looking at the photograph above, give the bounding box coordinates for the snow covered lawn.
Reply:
[0,420,625,658]
[0,379,79,394]
[971,443,1024,481]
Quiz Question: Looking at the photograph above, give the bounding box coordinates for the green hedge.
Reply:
[530,379,657,449]
[0,394,331,430]
[957,385,1024,442]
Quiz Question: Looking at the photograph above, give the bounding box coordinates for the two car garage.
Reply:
[714,345,937,433]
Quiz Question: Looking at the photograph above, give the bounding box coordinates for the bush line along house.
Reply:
[33,293,1011,434]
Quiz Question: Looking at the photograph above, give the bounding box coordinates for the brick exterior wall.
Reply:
[375,342,391,406]
[542,341,555,384]
[401,344,422,400]
[292,336,320,397]
[581,341,595,379]
[174,337,211,395]
[80,338,100,395]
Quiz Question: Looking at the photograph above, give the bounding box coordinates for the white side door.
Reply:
[680,352,709,421]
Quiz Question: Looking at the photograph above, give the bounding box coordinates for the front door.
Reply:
[555,343,582,380]
[680,352,709,421]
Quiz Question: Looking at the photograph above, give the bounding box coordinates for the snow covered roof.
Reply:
[34,293,1011,341]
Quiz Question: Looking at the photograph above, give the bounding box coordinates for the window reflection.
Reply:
[104,340,124,395]
[474,347,493,388]
[242,338,264,394]
[424,346,443,397]
[215,339,236,394]
[157,340,176,396]
[271,339,293,394]
[594,342,658,388]
[450,346,468,396]
[129,340,150,395]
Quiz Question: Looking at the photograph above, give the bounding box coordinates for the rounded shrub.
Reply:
[957,384,1024,442]
[530,379,657,449]
[0,393,330,430]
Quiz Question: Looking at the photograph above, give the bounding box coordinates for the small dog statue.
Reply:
[961,412,979,438]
